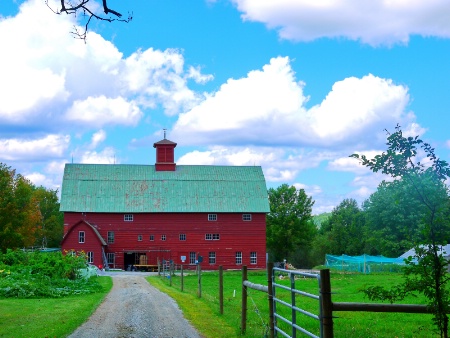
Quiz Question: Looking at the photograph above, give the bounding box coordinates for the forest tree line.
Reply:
[0,163,63,252]
[267,174,450,269]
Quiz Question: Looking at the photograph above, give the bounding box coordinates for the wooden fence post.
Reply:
[267,262,275,338]
[197,264,202,298]
[320,269,333,338]
[181,264,184,292]
[219,265,224,314]
[169,262,172,287]
[241,265,248,334]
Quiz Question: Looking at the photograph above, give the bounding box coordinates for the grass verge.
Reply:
[0,276,112,337]
[148,269,439,338]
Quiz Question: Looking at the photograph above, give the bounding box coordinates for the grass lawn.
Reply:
[148,269,439,338]
[0,276,112,338]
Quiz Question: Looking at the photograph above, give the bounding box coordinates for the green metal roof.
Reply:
[60,164,270,213]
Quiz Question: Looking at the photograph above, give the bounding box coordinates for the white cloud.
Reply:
[80,147,118,164]
[328,155,376,174]
[122,48,211,116]
[173,57,414,149]
[178,146,278,166]
[66,96,142,127]
[90,130,107,149]
[308,75,410,143]
[0,135,70,162]
[232,0,450,45]
[0,0,211,132]
[25,172,57,189]
[186,66,214,84]
[293,182,322,195]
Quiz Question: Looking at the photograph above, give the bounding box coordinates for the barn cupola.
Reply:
[153,130,177,171]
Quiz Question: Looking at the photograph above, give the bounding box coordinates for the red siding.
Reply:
[62,212,266,270]
[61,222,104,269]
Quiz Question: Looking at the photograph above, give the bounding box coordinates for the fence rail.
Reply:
[157,264,432,337]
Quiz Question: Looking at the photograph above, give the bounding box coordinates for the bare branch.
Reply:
[46,0,132,42]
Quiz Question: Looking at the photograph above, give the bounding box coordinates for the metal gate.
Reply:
[272,267,323,337]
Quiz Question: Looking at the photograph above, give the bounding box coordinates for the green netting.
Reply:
[325,254,405,273]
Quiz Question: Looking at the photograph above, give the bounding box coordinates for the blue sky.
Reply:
[1,0,450,214]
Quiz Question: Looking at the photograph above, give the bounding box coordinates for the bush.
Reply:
[0,249,103,298]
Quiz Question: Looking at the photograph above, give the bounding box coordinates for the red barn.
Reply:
[60,137,270,270]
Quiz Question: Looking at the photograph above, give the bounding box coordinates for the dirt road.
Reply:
[68,273,202,338]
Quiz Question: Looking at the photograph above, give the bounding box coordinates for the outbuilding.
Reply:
[60,136,270,270]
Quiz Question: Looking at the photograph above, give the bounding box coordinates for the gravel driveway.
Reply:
[68,272,202,338]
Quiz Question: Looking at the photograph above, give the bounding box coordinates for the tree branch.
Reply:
[46,0,132,42]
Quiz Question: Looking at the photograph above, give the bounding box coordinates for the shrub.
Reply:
[0,249,103,298]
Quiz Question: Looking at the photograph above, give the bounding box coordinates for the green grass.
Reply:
[0,276,112,338]
[148,270,439,338]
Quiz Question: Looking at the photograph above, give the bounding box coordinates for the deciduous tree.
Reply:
[319,198,366,256]
[363,179,427,257]
[351,125,450,337]
[0,163,63,252]
[267,184,315,265]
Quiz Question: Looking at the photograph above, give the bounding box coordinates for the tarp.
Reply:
[325,254,405,273]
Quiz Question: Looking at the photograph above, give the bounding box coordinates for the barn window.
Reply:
[205,234,212,240]
[179,234,186,241]
[107,253,115,265]
[209,252,216,264]
[236,252,242,265]
[250,252,257,265]
[87,251,94,264]
[107,231,114,244]
[161,234,166,241]
[150,235,154,241]
[208,214,217,221]
[189,252,196,265]
[213,234,220,240]
[124,214,133,221]
[138,235,143,241]
[242,214,252,221]
[78,231,85,243]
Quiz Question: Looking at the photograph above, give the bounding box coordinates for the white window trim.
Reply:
[107,231,114,244]
[236,252,242,265]
[242,214,252,221]
[79,231,85,243]
[124,214,134,222]
[209,252,216,264]
[87,251,94,263]
[250,251,257,265]
[208,214,217,221]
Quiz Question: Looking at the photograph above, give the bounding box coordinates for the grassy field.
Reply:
[148,269,439,338]
[0,276,112,338]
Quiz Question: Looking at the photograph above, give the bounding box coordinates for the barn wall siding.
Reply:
[62,222,104,268]
[62,212,266,270]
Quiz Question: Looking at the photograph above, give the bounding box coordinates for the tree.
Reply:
[267,184,315,266]
[46,0,132,40]
[319,198,366,256]
[351,125,450,337]
[0,163,63,252]
[363,179,428,257]
[32,187,64,248]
